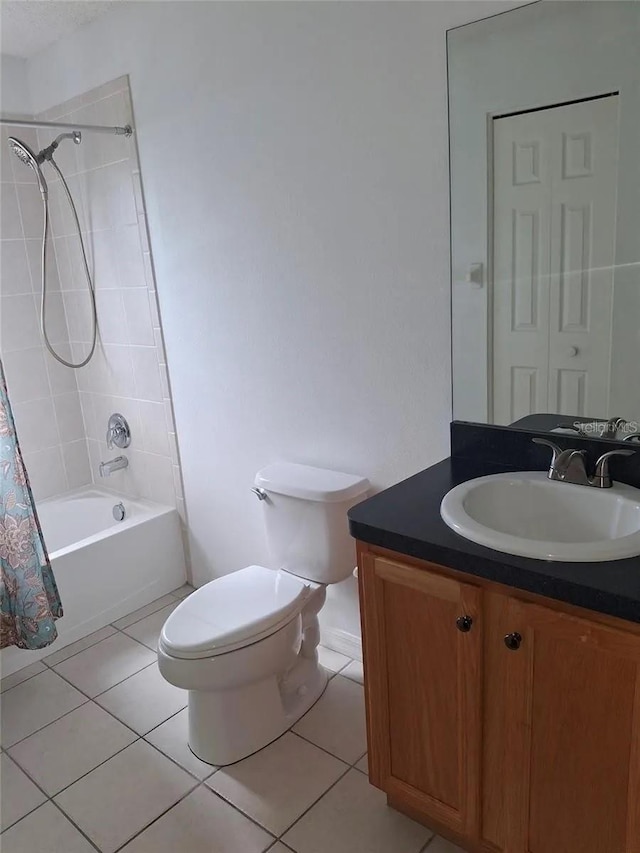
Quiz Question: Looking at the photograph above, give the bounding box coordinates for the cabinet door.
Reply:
[359,554,482,838]
[504,599,640,853]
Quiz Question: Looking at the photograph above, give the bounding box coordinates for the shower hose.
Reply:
[40,156,97,369]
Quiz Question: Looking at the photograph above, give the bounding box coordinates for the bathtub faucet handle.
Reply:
[106,413,131,449]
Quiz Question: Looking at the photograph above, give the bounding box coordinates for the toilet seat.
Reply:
[159,565,317,660]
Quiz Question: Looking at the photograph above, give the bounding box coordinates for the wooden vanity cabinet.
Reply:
[357,544,640,853]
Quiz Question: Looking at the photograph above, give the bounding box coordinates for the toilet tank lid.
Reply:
[255,462,369,503]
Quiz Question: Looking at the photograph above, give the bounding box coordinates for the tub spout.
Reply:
[99,456,128,477]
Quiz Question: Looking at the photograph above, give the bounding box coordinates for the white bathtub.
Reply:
[1,487,186,677]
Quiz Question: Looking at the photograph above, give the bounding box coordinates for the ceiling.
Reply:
[1,1,116,59]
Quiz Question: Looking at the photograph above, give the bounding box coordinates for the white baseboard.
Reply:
[321,627,362,662]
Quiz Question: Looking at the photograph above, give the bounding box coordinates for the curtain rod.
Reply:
[0,117,133,136]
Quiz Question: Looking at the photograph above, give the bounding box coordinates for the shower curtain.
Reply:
[0,359,63,650]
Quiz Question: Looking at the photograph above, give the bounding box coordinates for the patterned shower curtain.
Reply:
[0,359,63,650]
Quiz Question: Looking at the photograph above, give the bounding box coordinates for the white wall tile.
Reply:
[52,236,72,289]
[137,213,150,252]
[153,326,166,360]
[41,291,69,344]
[27,238,60,293]
[63,289,94,342]
[1,239,32,294]
[82,168,111,231]
[159,363,170,399]
[66,233,90,291]
[13,397,60,452]
[2,347,50,403]
[16,183,44,239]
[46,182,67,238]
[78,392,97,440]
[90,229,119,289]
[163,399,175,433]
[1,294,40,351]
[23,446,67,500]
[1,184,23,239]
[148,289,160,327]
[138,400,170,456]
[54,392,85,442]
[61,440,92,489]
[46,345,79,395]
[115,223,145,288]
[142,452,177,506]
[122,288,154,346]
[96,289,128,344]
[141,250,155,289]
[3,80,183,518]
[168,431,179,465]
[1,129,15,178]
[106,160,137,227]
[131,172,144,215]
[102,344,136,397]
[130,346,163,401]
[173,465,183,500]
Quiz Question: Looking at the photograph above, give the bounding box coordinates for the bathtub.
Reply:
[1,487,186,677]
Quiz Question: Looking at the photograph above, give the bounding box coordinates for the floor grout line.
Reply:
[1,590,411,853]
[0,588,192,695]
[274,761,353,843]
[108,779,203,853]
[108,780,276,853]
[0,666,48,696]
[49,797,104,852]
[5,652,169,750]
[289,728,360,767]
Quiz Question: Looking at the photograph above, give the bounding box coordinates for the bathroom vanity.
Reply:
[349,426,640,853]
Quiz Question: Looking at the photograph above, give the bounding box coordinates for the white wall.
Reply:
[25,1,512,645]
[450,1,640,423]
[1,54,31,114]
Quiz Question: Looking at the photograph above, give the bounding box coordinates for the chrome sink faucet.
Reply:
[533,438,634,489]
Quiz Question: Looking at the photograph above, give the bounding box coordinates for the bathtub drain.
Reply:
[113,502,126,522]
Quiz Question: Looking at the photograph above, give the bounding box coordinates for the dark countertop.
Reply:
[348,457,640,624]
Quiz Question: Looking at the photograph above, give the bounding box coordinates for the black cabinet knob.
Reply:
[456,615,473,633]
[504,632,522,651]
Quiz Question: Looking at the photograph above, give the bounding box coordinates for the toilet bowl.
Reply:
[158,462,368,766]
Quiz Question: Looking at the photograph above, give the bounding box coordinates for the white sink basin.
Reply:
[440,471,640,562]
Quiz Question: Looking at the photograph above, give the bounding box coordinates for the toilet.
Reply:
[157,462,369,766]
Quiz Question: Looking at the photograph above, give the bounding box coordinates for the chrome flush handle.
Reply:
[251,487,268,501]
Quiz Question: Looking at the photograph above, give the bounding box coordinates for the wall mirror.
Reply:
[448,1,640,442]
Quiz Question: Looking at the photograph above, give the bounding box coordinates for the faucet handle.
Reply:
[106,413,131,449]
[592,449,635,488]
[532,437,563,471]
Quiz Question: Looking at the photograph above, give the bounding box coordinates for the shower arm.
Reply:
[0,117,133,136]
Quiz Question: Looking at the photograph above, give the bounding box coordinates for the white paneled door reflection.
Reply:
[492,95,619,424]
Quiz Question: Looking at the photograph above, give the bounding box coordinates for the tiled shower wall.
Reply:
[0,123,89,497]
[1,76,186,528]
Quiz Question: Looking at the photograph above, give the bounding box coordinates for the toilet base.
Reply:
[188,656,328,766]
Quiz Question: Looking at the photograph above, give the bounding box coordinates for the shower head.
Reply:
[8,137,48,197]
[38,131,81,162]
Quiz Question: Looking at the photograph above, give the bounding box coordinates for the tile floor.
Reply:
[0,584,463,853]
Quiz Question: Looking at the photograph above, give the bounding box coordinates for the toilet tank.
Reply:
[254,462,369,584]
